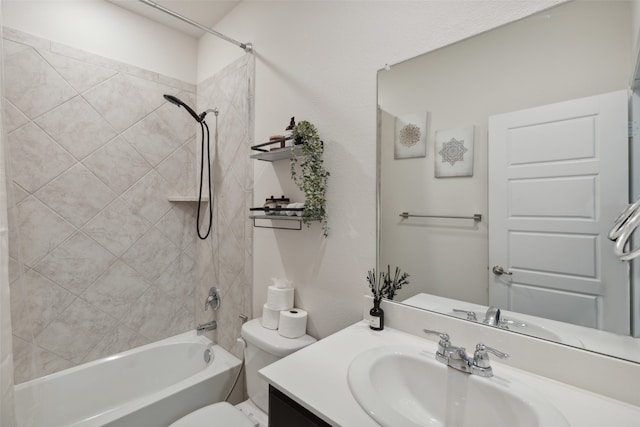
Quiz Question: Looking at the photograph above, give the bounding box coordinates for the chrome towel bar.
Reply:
[399,212,482,222]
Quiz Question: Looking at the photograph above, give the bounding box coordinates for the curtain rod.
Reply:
[138,0,253,52]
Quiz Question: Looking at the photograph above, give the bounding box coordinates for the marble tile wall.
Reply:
[3,28,200,383]
[0,30,16,425]
[195,54,254,360]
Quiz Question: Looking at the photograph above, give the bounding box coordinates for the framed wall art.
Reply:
[435,125,474,177]
[394,113,428,159]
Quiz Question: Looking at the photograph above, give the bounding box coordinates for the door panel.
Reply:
[489,90,629,334]
[509,176,596,218]
[509,284,599,328]
[509,232,597,277]
[508,116,596,165]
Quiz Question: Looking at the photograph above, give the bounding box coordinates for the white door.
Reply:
[488,90,629,335]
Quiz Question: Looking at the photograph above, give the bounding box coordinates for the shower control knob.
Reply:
[205,287,221,311]
[492,265,512,276]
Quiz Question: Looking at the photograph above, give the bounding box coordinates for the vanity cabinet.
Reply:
[268,385,331,427]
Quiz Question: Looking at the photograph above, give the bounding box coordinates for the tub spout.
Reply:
[196,320,217,335]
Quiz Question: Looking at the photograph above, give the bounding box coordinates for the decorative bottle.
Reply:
[284,117,295,146]
[369,298,384,331]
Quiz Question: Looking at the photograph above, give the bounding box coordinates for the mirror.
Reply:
[378,0,640,363]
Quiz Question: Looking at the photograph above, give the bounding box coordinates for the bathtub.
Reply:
[14,330,241,427]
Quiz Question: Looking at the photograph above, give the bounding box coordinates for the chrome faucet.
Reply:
[483,307,527,329]
[196,320,217,335]
[483,306,501,326]
[453,306,528,330]
[423,329,508,377]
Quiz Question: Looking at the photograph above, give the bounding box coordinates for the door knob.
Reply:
[492,265,512,276]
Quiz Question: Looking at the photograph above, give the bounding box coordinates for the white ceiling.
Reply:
[108,0,241,38]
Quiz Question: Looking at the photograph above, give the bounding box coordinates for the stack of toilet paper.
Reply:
[261,278,308,338]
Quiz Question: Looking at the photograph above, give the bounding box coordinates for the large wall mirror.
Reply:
[378,0,640,363]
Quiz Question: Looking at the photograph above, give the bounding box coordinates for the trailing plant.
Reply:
[366,265,410,303]
[290,120,330,237]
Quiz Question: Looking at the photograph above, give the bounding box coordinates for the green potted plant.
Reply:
[290,120,330,237]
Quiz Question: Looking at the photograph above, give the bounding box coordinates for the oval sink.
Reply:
[347,345,569,427]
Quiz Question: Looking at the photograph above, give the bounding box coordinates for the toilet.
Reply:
[170,318,316,427]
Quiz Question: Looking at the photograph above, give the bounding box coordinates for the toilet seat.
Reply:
[169,402,256,427]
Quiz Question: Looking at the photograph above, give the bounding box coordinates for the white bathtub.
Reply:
[14,330,241,427]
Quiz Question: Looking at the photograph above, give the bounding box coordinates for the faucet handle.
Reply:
[472,343,508,377]
[452,308,478,321]
[423,329,451,363]
[205,287,220,311]
[422,329,450,344]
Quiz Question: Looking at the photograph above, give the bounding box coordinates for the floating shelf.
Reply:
[250,146,295,162]
[249,206,305,230]
[249,214,302,221]
[249,214,305,230]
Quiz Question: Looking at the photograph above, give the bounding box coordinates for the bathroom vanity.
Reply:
[260,299,640,426]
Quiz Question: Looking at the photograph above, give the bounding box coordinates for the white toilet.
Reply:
[170,318,316,427]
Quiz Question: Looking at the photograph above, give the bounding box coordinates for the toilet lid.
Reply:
[169,402,256,427]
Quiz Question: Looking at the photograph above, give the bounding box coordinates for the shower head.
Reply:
[163,94,203,123]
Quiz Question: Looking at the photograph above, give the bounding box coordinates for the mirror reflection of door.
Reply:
[488,90,629,334]
[632,90,640,337]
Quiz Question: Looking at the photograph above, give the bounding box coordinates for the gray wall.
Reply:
[5,28,198,383]
[195,54,254,360]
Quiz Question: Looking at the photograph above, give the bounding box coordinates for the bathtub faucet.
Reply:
[196,320,217,335]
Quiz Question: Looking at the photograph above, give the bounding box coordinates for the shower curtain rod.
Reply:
[138,0,253,52]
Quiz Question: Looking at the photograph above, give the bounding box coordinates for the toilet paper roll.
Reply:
[261,304,280,329]
[266,286,294,311]
[278,309,308,339]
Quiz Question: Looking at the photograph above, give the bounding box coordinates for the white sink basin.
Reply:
[347,345,570,427]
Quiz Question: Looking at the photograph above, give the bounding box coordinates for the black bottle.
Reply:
[369,299,384,331]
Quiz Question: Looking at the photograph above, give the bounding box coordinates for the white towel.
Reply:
[286,202,304,216]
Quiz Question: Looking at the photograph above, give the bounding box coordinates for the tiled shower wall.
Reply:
[4,28,201,383]
[195,55,254,359]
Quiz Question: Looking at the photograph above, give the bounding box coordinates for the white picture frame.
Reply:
[435,125,474,177]
[394,113,428,159]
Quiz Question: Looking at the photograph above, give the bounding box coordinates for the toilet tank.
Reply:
[240,319,316,413]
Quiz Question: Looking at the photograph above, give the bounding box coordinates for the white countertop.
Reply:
[259,320,640,426]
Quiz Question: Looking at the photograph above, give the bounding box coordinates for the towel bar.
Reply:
[399,212,482,222]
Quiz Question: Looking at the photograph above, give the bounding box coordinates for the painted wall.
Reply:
[2,0,198,83]
[199,0,563,339]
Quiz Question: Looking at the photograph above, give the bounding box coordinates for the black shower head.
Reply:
[163,94,202,123]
